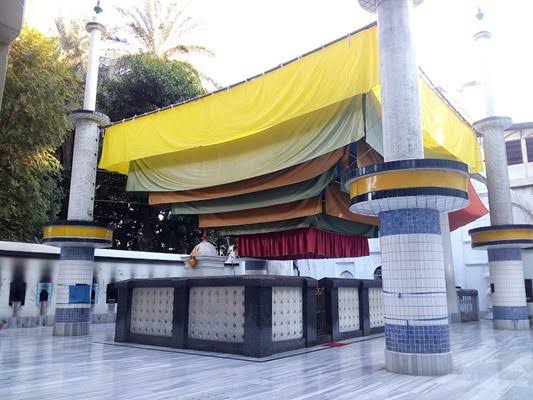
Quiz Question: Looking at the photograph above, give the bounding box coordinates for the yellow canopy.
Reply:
[99,23,482,178]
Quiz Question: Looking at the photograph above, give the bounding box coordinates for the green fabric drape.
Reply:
[171,167,337,215]
[127,96,363,191]
[216,214,378,238]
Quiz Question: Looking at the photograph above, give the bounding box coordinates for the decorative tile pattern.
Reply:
[488,248,522,262]
[188,286,245,343]
[130,287,174,337]
[55,307,91,323]
[60,247,95,261]
[338,287,360,332]
[368,287,384,328]
[493,306,529,321]
[385,324,450,354]
[380,208,440,236]
[272,287,303,342]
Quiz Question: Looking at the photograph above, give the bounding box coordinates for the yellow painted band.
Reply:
[349,169,467,199]
[43,225,112,241]
[471,229,533,244]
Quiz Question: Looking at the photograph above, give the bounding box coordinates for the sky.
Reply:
[23,0,533,123]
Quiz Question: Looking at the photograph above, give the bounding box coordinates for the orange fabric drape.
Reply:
[149,147,348,205]
[448,180,488,231]
[356,140,383,168]
[198,197,322,228]
[325,183,378,226]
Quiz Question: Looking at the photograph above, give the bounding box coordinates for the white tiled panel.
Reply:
[188,286,245,343]
[272,287,303,342]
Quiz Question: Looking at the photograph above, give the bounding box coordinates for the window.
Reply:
[373,266,382,280]
[340,271,353,279]
[505,140,523,165]
[525,279,533,302]
[526,137,533,162]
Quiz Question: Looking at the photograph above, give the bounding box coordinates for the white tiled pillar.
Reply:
[380,208,451,375]
[468,10,530,330]
[44,14,111,336]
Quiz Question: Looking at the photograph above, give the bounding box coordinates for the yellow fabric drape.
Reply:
[368,81,483,173]
[100,24,379,174]
[99,22,482,178]
[127,97,363,191]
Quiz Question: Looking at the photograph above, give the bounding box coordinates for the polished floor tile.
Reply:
[1,321,532,400]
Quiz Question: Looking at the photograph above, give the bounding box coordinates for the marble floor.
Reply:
[1,321,533,400]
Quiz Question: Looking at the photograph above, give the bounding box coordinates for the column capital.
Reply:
[473,116,512,135]
[358,0,423,14]
[43,220,113,248]
[68,109,110,126]
[343,159,469,215]
[86,21,106,35]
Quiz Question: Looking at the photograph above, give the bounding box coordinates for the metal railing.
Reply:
[457,289,479,322]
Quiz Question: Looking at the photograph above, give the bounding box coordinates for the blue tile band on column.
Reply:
[385,324,450,354]
[493,306,528,321]
[68,284,91,304]
[488,248,522,262]
[245,260,268,270]
[60,246,95,261]
[55,307,91,323]
[380,208,441,236]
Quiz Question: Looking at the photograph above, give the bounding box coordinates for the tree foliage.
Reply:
[0,28,79,242]
[116,0,213,61]
[94,54,207,252]
[99,53,205,121]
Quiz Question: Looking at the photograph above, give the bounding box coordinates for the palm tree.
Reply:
[116,0,213,59]
[55,18,127,82]
[115,0,216,86]
[55,18,89,81]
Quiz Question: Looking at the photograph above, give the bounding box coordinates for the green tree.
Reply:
[99,53,204,121]
[115,0,216,87]
[116,0,213,61]
[0,27,79,242]
[94,54,206,253]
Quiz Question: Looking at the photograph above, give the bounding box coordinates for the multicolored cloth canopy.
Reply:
[98,23,487,259]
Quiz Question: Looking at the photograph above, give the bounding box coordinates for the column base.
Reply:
[53,322,90,336]
[493,319,530,330]
[385,349,453,376]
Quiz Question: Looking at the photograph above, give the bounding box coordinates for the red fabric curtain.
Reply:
[237,227,369,260]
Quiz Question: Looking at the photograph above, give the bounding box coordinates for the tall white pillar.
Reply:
[42,8,112,336]
[348,0,470,376]
[468,9,530,330]
[376,0,424,162]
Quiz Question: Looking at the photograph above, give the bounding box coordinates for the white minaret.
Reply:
[42,2,112,336]
[468,7,531,330]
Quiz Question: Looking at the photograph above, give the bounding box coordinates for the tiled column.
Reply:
[467,12,531,330]
[468,119,530,330]
[345,161,469,375]
[441,213,460,323]
[42,13,112,336]
[354,0,470,375]
[380,208,450,372]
